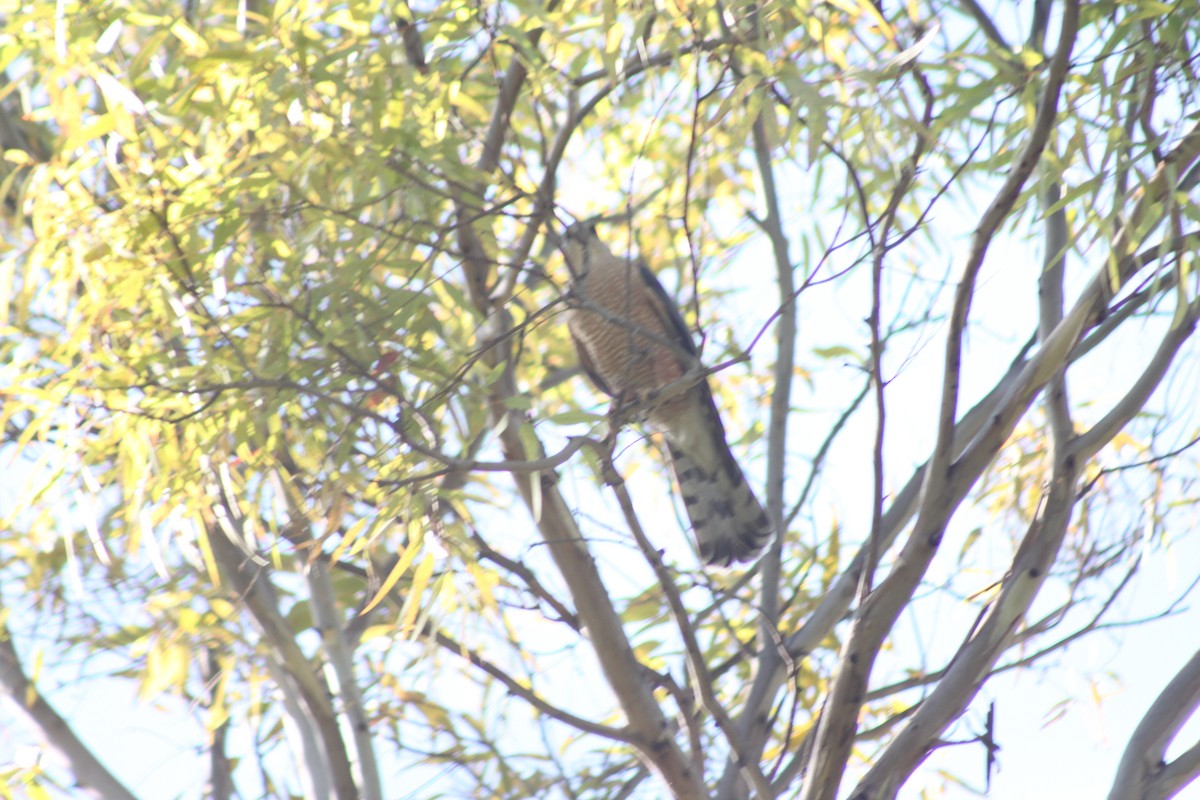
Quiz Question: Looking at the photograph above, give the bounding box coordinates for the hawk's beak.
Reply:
[560,218,601,279]
[564,219,600,243]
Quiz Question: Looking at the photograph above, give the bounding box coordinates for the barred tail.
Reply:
[668,443,772,566]
[663,393,774,566]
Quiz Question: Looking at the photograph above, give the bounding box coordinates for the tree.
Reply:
[1,0,1198,798]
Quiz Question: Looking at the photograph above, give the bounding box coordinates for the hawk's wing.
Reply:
[569,327,616,397]
[637,260,698,359]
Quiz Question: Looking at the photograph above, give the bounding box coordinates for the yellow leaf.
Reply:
[398,551,435,638]
[329,516,368,565]
[125,11,165,26]
[854,0,895,41]
[178,608,201,633]
[358,624,394,644]
[140,639,190,701]
[360,528,424,615]
[206,703,230,733]
[210,598,236,618]
[170,19,209,56]
[449,89,490,123]
[326,8,370,36]
[469,564,499,613]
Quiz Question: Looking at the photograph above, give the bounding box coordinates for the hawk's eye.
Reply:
[564,221,597,243]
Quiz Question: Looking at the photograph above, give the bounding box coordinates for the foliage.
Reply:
[0,0,1198,798]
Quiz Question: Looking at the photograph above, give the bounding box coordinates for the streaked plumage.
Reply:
[559,222,773,566]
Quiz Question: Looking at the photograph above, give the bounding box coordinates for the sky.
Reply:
[3,2,1200,799]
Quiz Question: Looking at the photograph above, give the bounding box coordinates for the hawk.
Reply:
[559,221,774,566]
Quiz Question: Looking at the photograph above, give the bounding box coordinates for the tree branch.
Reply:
[203,647,233,800]
[608,469,774,799]
[750,81,795,631]
[852,384,1082,798]
[1108,648,1200,800]
[305,557,383,800]
[204,474,358,800]
[799,5,1081,795]
[431,630,637,744]
[451,13,702,790]
[956,0,1011,51]
[1069,297,1200,463]
[0,615,139,800]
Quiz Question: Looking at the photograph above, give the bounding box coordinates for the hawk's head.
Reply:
[560,219,604,280]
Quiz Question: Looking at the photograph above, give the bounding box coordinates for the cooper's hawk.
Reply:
[560,221,774,566]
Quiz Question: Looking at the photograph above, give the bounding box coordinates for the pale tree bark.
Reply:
[203,471,356,800]
[0,615,138,800]
[3,2,1200,799]
[798,5,1081,797]
[1108,649,1200,800]
[712,3,1200,798]
[457,12,705,797]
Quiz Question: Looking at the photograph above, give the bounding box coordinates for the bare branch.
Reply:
[1108,648,1200,800]
[799,7,1082,797]
[482,412,703,794]
[471,531,582,630]
[956,0,1011,51]
[1157,740,1200,800]
[306,557,383,800]
[431,630,637,744]
[1069,297,1200,463]
[751,75,796,630]
[853,394,1082,795]
[0,616,139,800]
[203,647,234,800]
[203,475,358,800]
[1039,178,1073,449]
[608,469,774,800]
